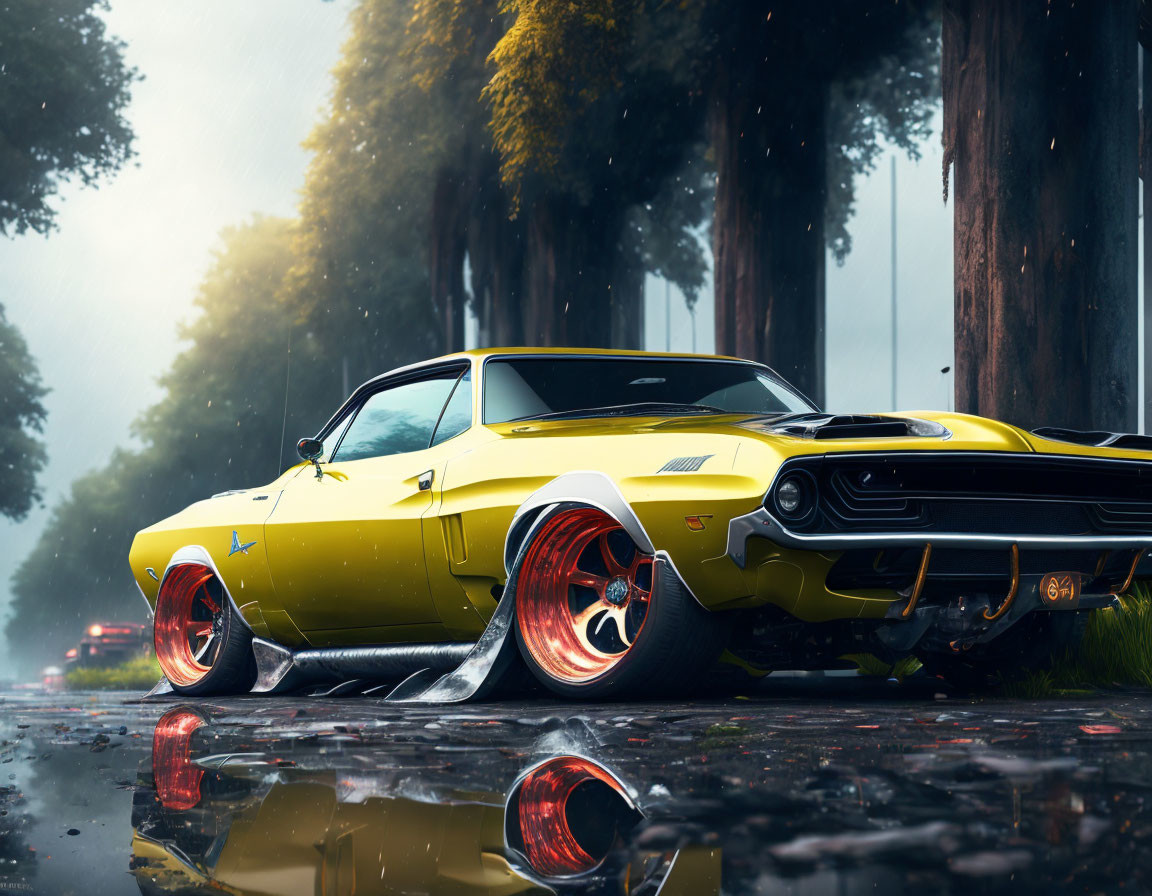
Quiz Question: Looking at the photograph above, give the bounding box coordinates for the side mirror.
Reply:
[297,438,323,461]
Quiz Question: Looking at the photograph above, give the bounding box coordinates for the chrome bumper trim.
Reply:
[727,506,1152,566]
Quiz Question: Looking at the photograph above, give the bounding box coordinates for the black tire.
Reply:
[920,610,1090,689]
[512,506,730,700]
[154,565,257,697]
[175,595,256,697]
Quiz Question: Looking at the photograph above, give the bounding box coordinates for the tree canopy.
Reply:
[0,0,138,235]
[6,217,297,668]
[0,0,138,524]
[0,303,47,521]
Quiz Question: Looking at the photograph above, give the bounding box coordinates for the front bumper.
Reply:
[726,506,1152,562]
[727,506,1144,650]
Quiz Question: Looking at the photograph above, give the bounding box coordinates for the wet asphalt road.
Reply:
[1,679,1151,895]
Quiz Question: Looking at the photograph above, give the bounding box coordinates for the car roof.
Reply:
[314,348,805,442]
[360,347,754,389]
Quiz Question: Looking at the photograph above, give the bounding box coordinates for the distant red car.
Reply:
[66,622,150,668]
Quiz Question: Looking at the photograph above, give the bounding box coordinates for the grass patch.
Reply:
[65,652,161,690]
[842,653,923,681]
[998,582,1152,695]
[699,722,750,750]
[1048,583,1152,689]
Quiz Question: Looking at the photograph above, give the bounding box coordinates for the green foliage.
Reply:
[995,583,1152,696]
[1054,584,1152,689]
[996,668,1060,699]
[826,19,940,261]
[630,147,713,308]
[485,0,635,195]
[288,0,440,392]
[0,304,47,520]
[65,652,160,691]
[0,0,136,528]
[0,0,138,235]
[481,0,714,306]
[6,218,298,669]
[7,1,458,670]
[483,0,938,286]
[843,653,923,681]
[132,217,298,481]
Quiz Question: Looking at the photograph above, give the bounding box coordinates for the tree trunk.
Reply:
[711,63,827,406]
[609,244,645,349]
[945,0,1138,432]
[1142,44,1152,432]
[521,195,629,347]
[429,168,468,353]
[467,157,524,347]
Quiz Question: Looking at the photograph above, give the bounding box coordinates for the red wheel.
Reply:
[152,707,207,811]
[513,507,731,698]
[153,563,255,696]
[515,508,654,685]
[154,564,222,688]
[508,756,639,878]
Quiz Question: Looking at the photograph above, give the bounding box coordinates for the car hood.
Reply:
[491,410,1152,461]
[726,409,1036,454]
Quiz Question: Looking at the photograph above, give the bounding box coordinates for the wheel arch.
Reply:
[503,471,656,576]
[155,545,253,634]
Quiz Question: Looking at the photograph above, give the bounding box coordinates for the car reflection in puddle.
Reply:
[115,694,1152,895]
[130,706,721,895]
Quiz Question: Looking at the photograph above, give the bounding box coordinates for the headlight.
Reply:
[772,472,816,521]
[776,478,803,513]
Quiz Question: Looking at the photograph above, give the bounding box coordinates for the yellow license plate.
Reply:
[1040,572,1081,608]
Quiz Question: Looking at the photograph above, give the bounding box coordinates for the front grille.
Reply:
[774,452,1152,537]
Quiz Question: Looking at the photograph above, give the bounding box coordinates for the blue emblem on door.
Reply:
[229,530,257,557]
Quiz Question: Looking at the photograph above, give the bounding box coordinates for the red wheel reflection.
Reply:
[516,509,653,684]
[514,757,632,877]
[153,564,224,688]
[152,707,206,811]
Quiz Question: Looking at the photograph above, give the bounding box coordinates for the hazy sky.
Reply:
[0,0,357,654]
[0,1,968,657]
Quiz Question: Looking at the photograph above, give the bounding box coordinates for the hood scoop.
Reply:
[749,413,949,441]
[1033,426,1152,452]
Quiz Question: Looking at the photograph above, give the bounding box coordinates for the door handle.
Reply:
[418,470,434,491]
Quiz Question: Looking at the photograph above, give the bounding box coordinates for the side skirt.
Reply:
[250,640,477,695]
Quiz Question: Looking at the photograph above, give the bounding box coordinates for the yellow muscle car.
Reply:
[129,348,1152,697]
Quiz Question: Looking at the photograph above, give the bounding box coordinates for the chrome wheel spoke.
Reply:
[572,601,608,630]
[197,591,220,615]
[599,536,627,577]
[610,608,633,646]
[569,571,608,592]
[193,633,216,663]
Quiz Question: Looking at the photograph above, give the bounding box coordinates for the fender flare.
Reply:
[503,471,656,575]
[155,545,254,634]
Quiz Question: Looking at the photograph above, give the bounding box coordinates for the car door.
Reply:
[263,365,467,638]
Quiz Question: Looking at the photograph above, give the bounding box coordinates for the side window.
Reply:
[332,371,460,462]
[431,369,472,447]
[319,412,354,462]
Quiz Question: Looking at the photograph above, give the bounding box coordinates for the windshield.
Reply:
[482,357,816,424]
